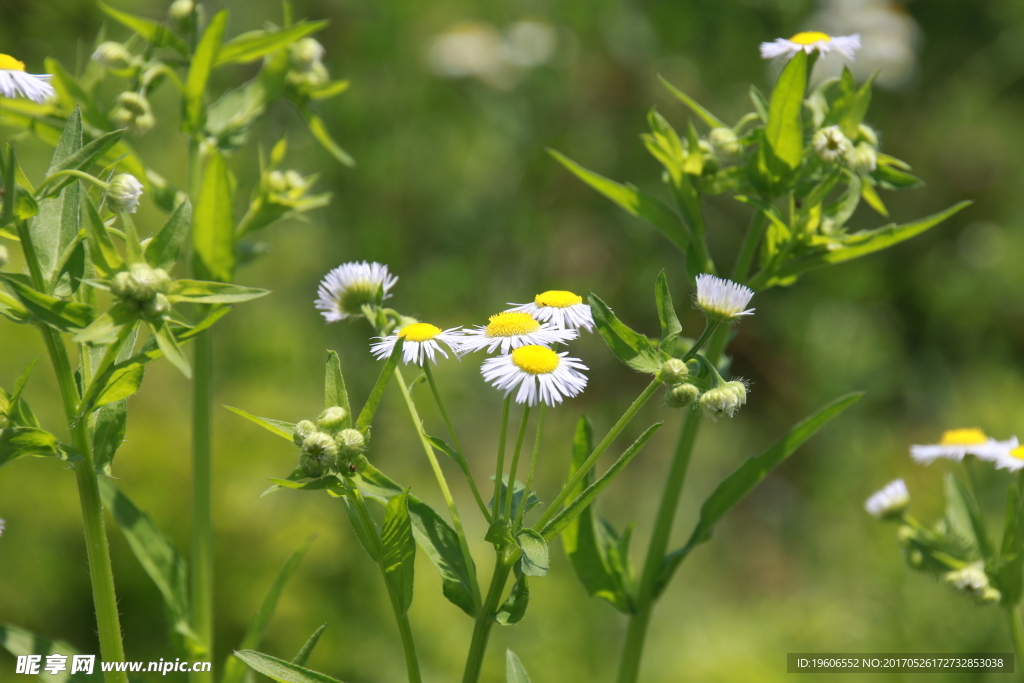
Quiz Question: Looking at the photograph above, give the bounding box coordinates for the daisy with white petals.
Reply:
[759,32,861,61]
[460,311,577,354]
[694,274,755,321]
[371,322,466,366]
[315,261,398,323]
[864,479,909,519]
[507,290,594,331]
[909,428,1018,465]
[990,442,1024,472]
[0,54,54,104]
[481,345,588,406]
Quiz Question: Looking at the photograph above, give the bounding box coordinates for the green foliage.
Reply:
[587,292,662,374]
[506,650,533,683]
[234,650,347,683]
[192,150,235,282]
[381,492,416,614]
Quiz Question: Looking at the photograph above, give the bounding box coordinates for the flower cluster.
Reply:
[293,407,365,477]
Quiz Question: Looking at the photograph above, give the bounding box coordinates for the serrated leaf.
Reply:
[233,650,347,683]
[587,292,661,374]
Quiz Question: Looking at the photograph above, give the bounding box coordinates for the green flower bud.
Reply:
[857,124,878,147]
[659,358,689,386]
[844,142,877,175]
[92,42,132,69]
[0,244,8,270]
[812,125,852,163]
[111,271,133,298]
[108,173,144,213]
[335,428,366,471]
[317,406,348,432]
[111,92,155,135]
[906,548,925,570]
[300,431,338,478]
[287,62,330,90]
[290,38,325,72]
[293,419,317,447]
[665,383,700,409]
[143,293,171,319]
[126,263,171,301]
[699,380,747,420]
[708,127,743,157]
[169,0,194,21]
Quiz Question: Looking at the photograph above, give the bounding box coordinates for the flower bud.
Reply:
[300,431,338,478]
[844,142,877,175]
[92,42,132,69]
[111,92,155,135]
[812,125,852,163]
[708,127,743,157]
[335,428,366,458]
[864,479,909,521]
[659,358,690,386]
[293,419,317,447]
[699,380,747,420]
[0,244,8,269]
[944,565,1001,603]
[168,0,194,21]
[857,124,878,147]
[143,293,171,318]
[665,383,700,409]
[317,406,348,432]
[290,38,325,72]
[108,174,144,213]
[126,263,171,301]
[111,271,133,298]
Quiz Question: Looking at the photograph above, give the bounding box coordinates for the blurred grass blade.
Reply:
[355,337,404,430]
[304,111,354,167]
[658,75,727,129]
[98,1,187,55]
[324,350,353,428]
[222,536,316,683]
[225,406,295,441]
[167,280,269,304]
[506,649,533,683]
[234,650,347,683]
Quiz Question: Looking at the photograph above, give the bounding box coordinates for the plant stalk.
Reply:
[1006,606,1024,674]
[461,551,514,683]
[504,406,531,521]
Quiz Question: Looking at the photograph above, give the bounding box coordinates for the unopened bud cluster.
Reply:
[92,42,134,70]
[111,263,172,317]
[659,358,748,418]
[288,38,329,89]
[708,127,744,158]
[812,124,878,175]
[111,91,155,135]
[293,406,366,477]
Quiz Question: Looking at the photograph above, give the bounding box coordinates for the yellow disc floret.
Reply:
[398,322,441,342]
[789,31,831,45]
[0,54,26,71]
[939,428,988,446]
[486,312,540,337]
[535,290,583,308]
[511,345,560,375]
[1011,446,1024,462]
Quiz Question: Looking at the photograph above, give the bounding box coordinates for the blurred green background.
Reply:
[2,0,1024,680]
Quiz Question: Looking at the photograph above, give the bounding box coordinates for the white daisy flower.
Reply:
[481,345,588,406]
[812,126,853,163]
[990,442,1024,472]
[315,261,398,323]
[460,311,577,354]
[507,290,594,331]
[909,428,1018,465]
[864,479,909,519]
[759,32,861,61]
[0,54,54,104]
[370,322,466,366]
[694,274,755,321]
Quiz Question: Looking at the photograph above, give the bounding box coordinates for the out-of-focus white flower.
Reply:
[910,429,1018,465]
[315,261,397,323]
[0,54,54,104]
[460,311,577,354]
[370,323,466,366]
[760,31,861,61]
[990,443,1024,472]
[427,19,558,89]
[864,479,909,519]
[506,290,593,331]
[694,274,755,321]
[481,344,587,406]
[504,21,558,68]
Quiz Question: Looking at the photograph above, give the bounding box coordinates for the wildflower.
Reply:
[506,290,594,331]
[991,444,1024,472]
[944,564,1001,603]
[460,311,577,354]
[111,91,155,135]
[92,42,133,70]
[699,380,748,420]
[864,479,909,520]
[317,407,348,432]
[845,142,877,175]
[481,344,587,406]
[107,174,144,213]
[315,261,397,323]
[694,274,755,321]
[812,126,852,163]
[370,322,466,366]
[708,127,743,157]
[759,32,861,61]
[665,383,700,409]
[659,358,690,386]
[0,54,54,104]
[910,429,1017,465]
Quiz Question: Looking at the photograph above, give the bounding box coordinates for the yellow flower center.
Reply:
[0,54,26,71]
[789,31,831,45]
[398,322,441,342]
[535,290,583,308]
[486,312,539,337]
[511,345,559,375]
[1011,447,1024,461]
[939,428,988,446]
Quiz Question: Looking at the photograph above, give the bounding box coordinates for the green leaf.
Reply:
[587,292,661,374]
[225,406,295,441]
[0,624,100,682]
[92,400,128,474]
[494,573,529,625]
[656,392,862,595]
[0,427,64,467]
[517,529,549,577]
[81,194,124,277]
[144,199,192,272]
[830,68,876,139]
[355,338,404,431]
[506,649,533,683]
[945,472,989,561]
[304,111,354,167]
[763,51,809,173]
[860,180,888,217]
[32,109,83,288]
[324,350,353,429]
[408,497,479,617]
[92,361,144,411]
[658,76,727,129]
[340,496,381,562]
[148,317,191,378]
[72,303,135,345]
[548,149,689,254]
[216,21,327,66]
[221,536,316,683]
[98,1,187,55]
[0,273,93,333]
[0,290,30,323]
[192,149,236,282]
[292,623,328,667]
[185,9,229,132]
[168,280,269,304]
[654,271,681,347]
[427,434,470,473]
[997,484,1024,606]
[234,650,347,683]
[772,201,971,281]
[873,155,923,190]
[41,129,124,198]
[381,492,416,614]
[491,475,542,523]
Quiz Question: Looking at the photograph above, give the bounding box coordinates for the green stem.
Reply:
[35,168,110,196]
[461,551,514,683]
[422,363,490,522]
[504,406,531,522]
[732,211,768,283]
[493,397,511,518]
[680,321,722,364]
[1006,607,1024,674]
[616,326,730,683]
[535,379,661,530]
[514,405,546,530]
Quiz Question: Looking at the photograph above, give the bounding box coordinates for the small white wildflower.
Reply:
[460,311,577,354]
[759,32,861,61]
[370,322,466,366]
[812,126,853,163]
[694,274,755,321]
[0,54,54,104]
[989,442,1024,472]
[481,345,588,407]
[864,479,909,519]
[107,174,144,213]
[315,261,398,323]
[910,429,1018,465]
[944,564,1001,602]
[506,290,594,331]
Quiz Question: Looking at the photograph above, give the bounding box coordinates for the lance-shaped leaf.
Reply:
[506,650,533,683]
[0,625,100,683]
[216,21,328,67]
[324,350,353,429]
[355,338,404,430]
[0,427,65,467]
[654,271,681,348]
[494,572,529,625]
[145,199,192,271]
[148,317,191,378]
[997,483,1024,606]
[184,9,228,132]
[39,129,124,198]
[549,149,689,254]
[763,51,809,174]
[291,623,328,667]
[31,110,83,288]
[656,392,863,596]
[0,290,30,323]
[225,406,296,441]
[98,1,187,54]
[234,650,347,683]
[72,303,136,345]
[0,273,93,333]
[168,280,269,304]
[303,110,354,167]
[381,492,416,614]
[945,472,990,561]
[221,536,316,683]
[588,292,661,374]
[81,194,123,277]
[193,149,236,282]
[658,76,727,129]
